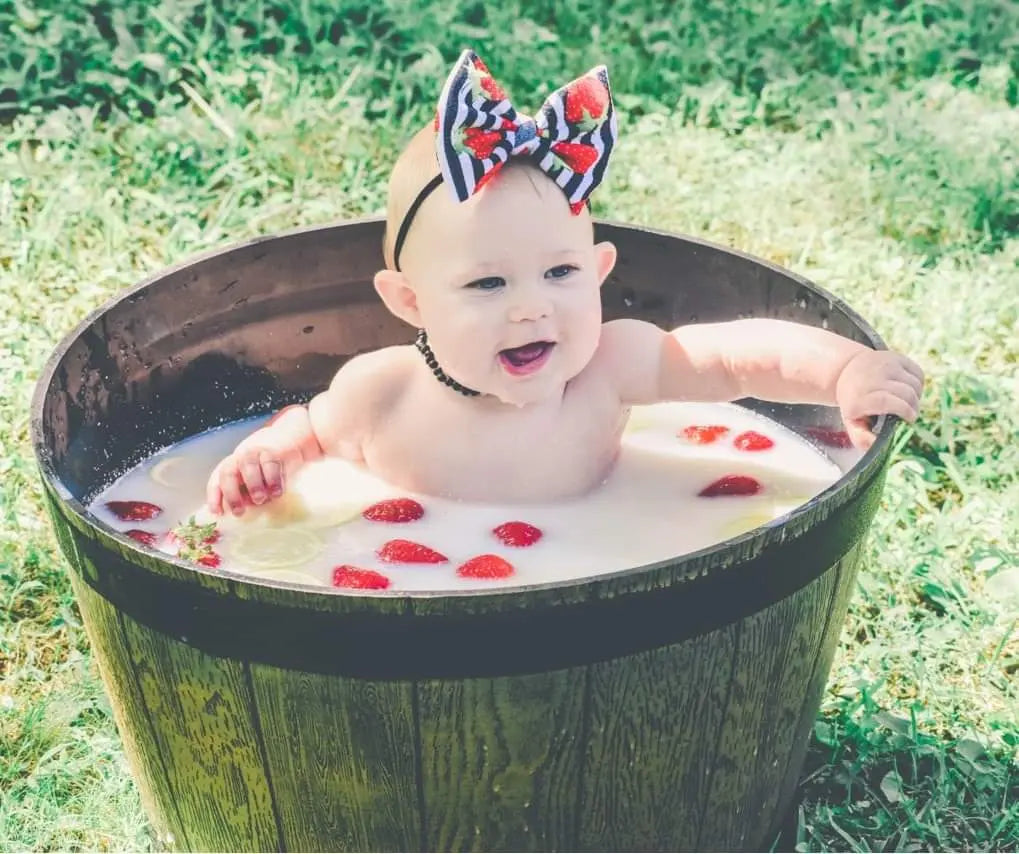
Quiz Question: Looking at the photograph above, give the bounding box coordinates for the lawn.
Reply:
[2,1,1018,850]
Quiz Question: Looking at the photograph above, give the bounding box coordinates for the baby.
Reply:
[206,50,923,516]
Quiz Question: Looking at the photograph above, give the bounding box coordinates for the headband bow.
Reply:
[391,50,617,270]
[435,49,617,213]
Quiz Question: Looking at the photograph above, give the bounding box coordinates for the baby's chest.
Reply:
[366,396,625,501]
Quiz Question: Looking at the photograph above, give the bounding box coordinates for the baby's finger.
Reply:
[887,362,924,395]
[239,456,269,505]
[846,418,876,450]
[219,465,248,516]
[205,463,224,514]
[897,356,925,385]
[206,481,224,516]
[880,378,921,416]
[854,388,919,423]
[259,452,284,498]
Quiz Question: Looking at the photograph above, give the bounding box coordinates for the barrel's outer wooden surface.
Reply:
[33,219,899,851]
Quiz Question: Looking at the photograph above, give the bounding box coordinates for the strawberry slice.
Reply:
[680,424,730,444]
[563,76,608,125]
[167,528,221,546]
[733,430,775,452]
[551,141,598,174]
[457,554,515,579]
[805,426,853,448]
[362,498,425,523]
[105,500,162,521]
[480,74,507,101]
[377,539,448,564]
[463,127,503,160]
[698,475,763,497]
[493,521,543,547]
[473,159,505,192]
[332,565,392,590]
[125,529,163,547]
[197,552,221,568]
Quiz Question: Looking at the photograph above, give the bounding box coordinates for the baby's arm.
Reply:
[205,349,406,515]
[600,318,923,448]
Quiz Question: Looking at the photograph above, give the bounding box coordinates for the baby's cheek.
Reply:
[569,301,604,363]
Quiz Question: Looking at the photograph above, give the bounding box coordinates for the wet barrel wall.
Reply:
[32,220,896,851]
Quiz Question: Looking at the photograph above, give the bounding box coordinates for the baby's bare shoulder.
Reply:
[309,345,416,448]
[598,318,664,351]
[328,345,416,409]
[583,319,666,401]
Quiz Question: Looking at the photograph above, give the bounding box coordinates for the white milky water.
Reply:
[90,402,860,592]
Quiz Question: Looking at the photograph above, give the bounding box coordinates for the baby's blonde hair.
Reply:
[381,124,439,271]
[382,123,587,270]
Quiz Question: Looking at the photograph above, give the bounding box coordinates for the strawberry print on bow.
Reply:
[435,49,617,214]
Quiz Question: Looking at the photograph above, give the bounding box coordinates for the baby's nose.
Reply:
[507,284,553,322]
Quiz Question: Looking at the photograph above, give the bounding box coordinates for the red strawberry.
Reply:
[362,498,425,523]
[125,529,162,547]
[457,554,515,579]
[733,431,775,452]
[680,424,730,444]
[377,539,448,564]
[493,521,543,547]
[551,141,598,174]
[480,74,506,101]
[105,500,162,521]
[167,528,220,546]
[196,552,221,568]
[564,76,608,126]
[474,160,505,192]
[699,475,763,497]
[463,127,502,160]
[332,565,391,590]
[805,427,853,448]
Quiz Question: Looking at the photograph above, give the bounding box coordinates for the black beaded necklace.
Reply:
[414,329,481,397]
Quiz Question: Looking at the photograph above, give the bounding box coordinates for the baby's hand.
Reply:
[206,404,324,516]
[835,349,924,449]
[206,445,288,517]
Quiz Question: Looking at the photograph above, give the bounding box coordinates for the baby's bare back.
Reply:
[346,347,629,502]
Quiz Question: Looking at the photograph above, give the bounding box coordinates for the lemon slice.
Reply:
[719,511,776,538]
[303,501,364,529]
[246,568,325,586]
[229,527,325,570]
[150,456,191,488]
[215,492,317,529]
[770,495,812,517]
[257,492,365,529]
[624,408,655,433]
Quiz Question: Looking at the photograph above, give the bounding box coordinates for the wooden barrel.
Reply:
[32,220,897,852]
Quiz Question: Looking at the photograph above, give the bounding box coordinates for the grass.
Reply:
[2,5,1018,851]
[3,0,1018,123]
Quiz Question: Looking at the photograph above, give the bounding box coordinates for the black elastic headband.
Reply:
[392,174,443,271]
[391,172,591,272]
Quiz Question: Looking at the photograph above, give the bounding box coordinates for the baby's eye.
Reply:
[465,276,506,291]
[545,264,578,280]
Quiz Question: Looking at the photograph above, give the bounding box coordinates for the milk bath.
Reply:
[90,402,860,591]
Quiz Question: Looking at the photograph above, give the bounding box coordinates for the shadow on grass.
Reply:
[773,714,1019,852]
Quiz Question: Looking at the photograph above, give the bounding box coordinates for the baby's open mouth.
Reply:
[498,341,556,376]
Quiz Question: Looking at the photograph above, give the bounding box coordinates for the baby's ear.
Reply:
[594,241,618,286]
[374,269,422,327]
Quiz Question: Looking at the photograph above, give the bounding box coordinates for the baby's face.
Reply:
[400,166,616,406]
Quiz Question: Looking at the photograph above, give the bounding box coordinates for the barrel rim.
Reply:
[30,216,898,612]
